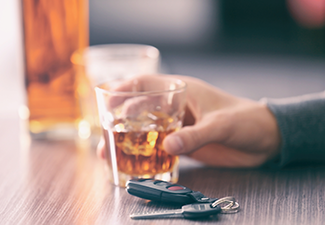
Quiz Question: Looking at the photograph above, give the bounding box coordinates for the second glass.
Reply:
[71,44,160,141]
[95,75,187,187]
[22,0,88,138]
[71,44,160,143]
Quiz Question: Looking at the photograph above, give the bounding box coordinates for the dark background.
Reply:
[89,0,325,56]
[88,0,325,100]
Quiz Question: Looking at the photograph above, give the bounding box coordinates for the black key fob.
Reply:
[126,179,204,205]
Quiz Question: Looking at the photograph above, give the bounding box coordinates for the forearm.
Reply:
[262,91,325,167]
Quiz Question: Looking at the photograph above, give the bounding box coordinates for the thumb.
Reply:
[163,119,223,155]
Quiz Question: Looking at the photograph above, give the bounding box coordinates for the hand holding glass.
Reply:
[95,75,187,187]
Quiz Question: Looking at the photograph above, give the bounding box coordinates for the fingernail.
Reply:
[165,135,184,154]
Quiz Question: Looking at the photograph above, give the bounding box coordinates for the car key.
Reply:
[130,202,222,220]
[126,178,216,205]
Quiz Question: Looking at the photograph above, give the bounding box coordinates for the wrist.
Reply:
[258,101,282,161]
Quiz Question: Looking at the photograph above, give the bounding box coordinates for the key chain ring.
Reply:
[211,196,240,214]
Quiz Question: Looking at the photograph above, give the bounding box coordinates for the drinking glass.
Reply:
[22,0,88,138]
[95,75,187,187]
[71,44,160,141]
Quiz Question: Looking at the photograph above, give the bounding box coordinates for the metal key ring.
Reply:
[211,196,240,214]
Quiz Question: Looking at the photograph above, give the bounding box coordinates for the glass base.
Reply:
[105,162,179,187]
[28,120,101,147]
[29,124,78,140]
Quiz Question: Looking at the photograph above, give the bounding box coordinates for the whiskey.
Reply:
[103,111,180,176]
[22,0,88,133]
[96,77,187,186]
[104,129,178,176]
[108,129,178,176]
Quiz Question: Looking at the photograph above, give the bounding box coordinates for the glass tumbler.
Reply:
[22,0,88,138]
[71,44,160,141]
[95,75,187,187]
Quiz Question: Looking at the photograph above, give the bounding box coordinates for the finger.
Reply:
[119,96,152,118]
[104,75,168,109]
[96,77,140,110]
[163,112,229,155]
[103,75,185,119]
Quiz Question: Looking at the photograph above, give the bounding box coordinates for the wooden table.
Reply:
[1,112,325,225]
[2,1,325,223]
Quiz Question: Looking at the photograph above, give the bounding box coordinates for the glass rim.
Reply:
[71,43,160,66]
[94,77,187,96]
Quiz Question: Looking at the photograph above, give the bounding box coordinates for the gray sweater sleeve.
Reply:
[262,91,325,167]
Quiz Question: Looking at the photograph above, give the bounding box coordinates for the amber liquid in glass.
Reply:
[22,0,88,133]
[103,112,179,176]
[111,130,177,175]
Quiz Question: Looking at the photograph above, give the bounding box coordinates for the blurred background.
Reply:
[90,0,325,56]
[1,0,325,114]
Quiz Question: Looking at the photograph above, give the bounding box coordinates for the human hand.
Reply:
[160,75,281,167]
[97,75,281,168]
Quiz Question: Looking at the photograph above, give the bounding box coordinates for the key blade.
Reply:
[130,209,183,219]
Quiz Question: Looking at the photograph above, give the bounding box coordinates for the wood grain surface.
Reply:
[1,113,325,225]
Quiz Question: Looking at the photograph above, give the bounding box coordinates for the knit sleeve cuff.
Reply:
[260,91,325,167]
